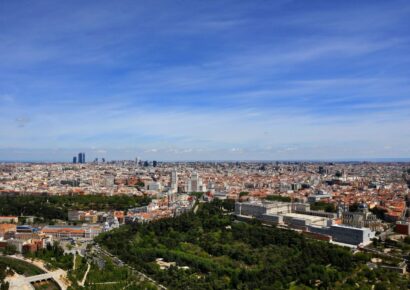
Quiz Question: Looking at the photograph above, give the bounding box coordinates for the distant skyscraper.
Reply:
[135,157,140,166]
[78,152,86,164]
[73,156,77,164]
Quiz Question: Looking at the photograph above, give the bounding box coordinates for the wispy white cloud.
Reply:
[0,0,409,160]
[0,100,409,159]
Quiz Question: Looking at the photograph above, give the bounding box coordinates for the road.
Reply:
[72,254,76,270]
[193,203,199,214]
[360,245,408,262]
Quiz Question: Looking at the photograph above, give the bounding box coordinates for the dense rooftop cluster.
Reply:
[1,161,409,220]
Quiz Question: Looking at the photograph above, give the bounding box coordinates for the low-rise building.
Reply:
[308,224,375,246]
[0,224,16,238]
[395,221,410,235]
[307,190,332,203]
[68,210,83,221]
[235,201,292,217]
[41,225,101,239]
[0,216,18,223]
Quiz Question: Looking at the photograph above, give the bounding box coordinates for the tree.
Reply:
[96,200,374,289]
[370,207,388,220]
[375,282,389,290]
[349,203,360,212]
[0,281,9,290]
[3,244,17,255]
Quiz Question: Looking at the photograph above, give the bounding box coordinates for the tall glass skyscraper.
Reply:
[78,152,86,164]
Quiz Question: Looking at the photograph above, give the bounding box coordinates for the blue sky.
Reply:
[0,0,410,161]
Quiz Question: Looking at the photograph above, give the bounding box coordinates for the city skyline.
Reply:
[1,0,410,161]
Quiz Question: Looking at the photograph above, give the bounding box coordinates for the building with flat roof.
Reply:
[68,210,83,221]
[395,221,410,235]
[0,224,16,238]
[41,225,101,239]
[0,216,18,224]
[308,224,375,246]
[235,200,292,218]
[282,213,328,228]
[308,191,332,203]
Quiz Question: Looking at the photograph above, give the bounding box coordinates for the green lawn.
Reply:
[0,256,45,276]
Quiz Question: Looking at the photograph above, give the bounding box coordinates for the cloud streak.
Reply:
[0,0,409,160]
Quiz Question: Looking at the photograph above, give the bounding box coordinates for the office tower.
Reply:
[187,172,206,193]
[191,172,199,192]
[78,152,86,164]
[171,170,178,192]
[73,156,77,164]
[102,158,105,163]
[153,160,158,167]
[135,157,140,166]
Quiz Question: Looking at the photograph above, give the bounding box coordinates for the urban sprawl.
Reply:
[1,158,410,288]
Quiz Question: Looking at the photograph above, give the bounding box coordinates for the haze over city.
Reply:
[1,0,410,161]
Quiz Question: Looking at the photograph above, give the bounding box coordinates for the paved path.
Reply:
[79,263,91,287]
[5,255,68,290]
[7,269,66,290]
[73,254,77,270]
[193,203,199,214]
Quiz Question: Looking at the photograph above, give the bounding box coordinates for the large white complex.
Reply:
[235,200,292,217]
[235,200,376,246]
[308,224,375,246]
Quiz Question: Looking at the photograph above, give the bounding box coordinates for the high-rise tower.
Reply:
[78,152,86,164]
[171,170,178,193]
